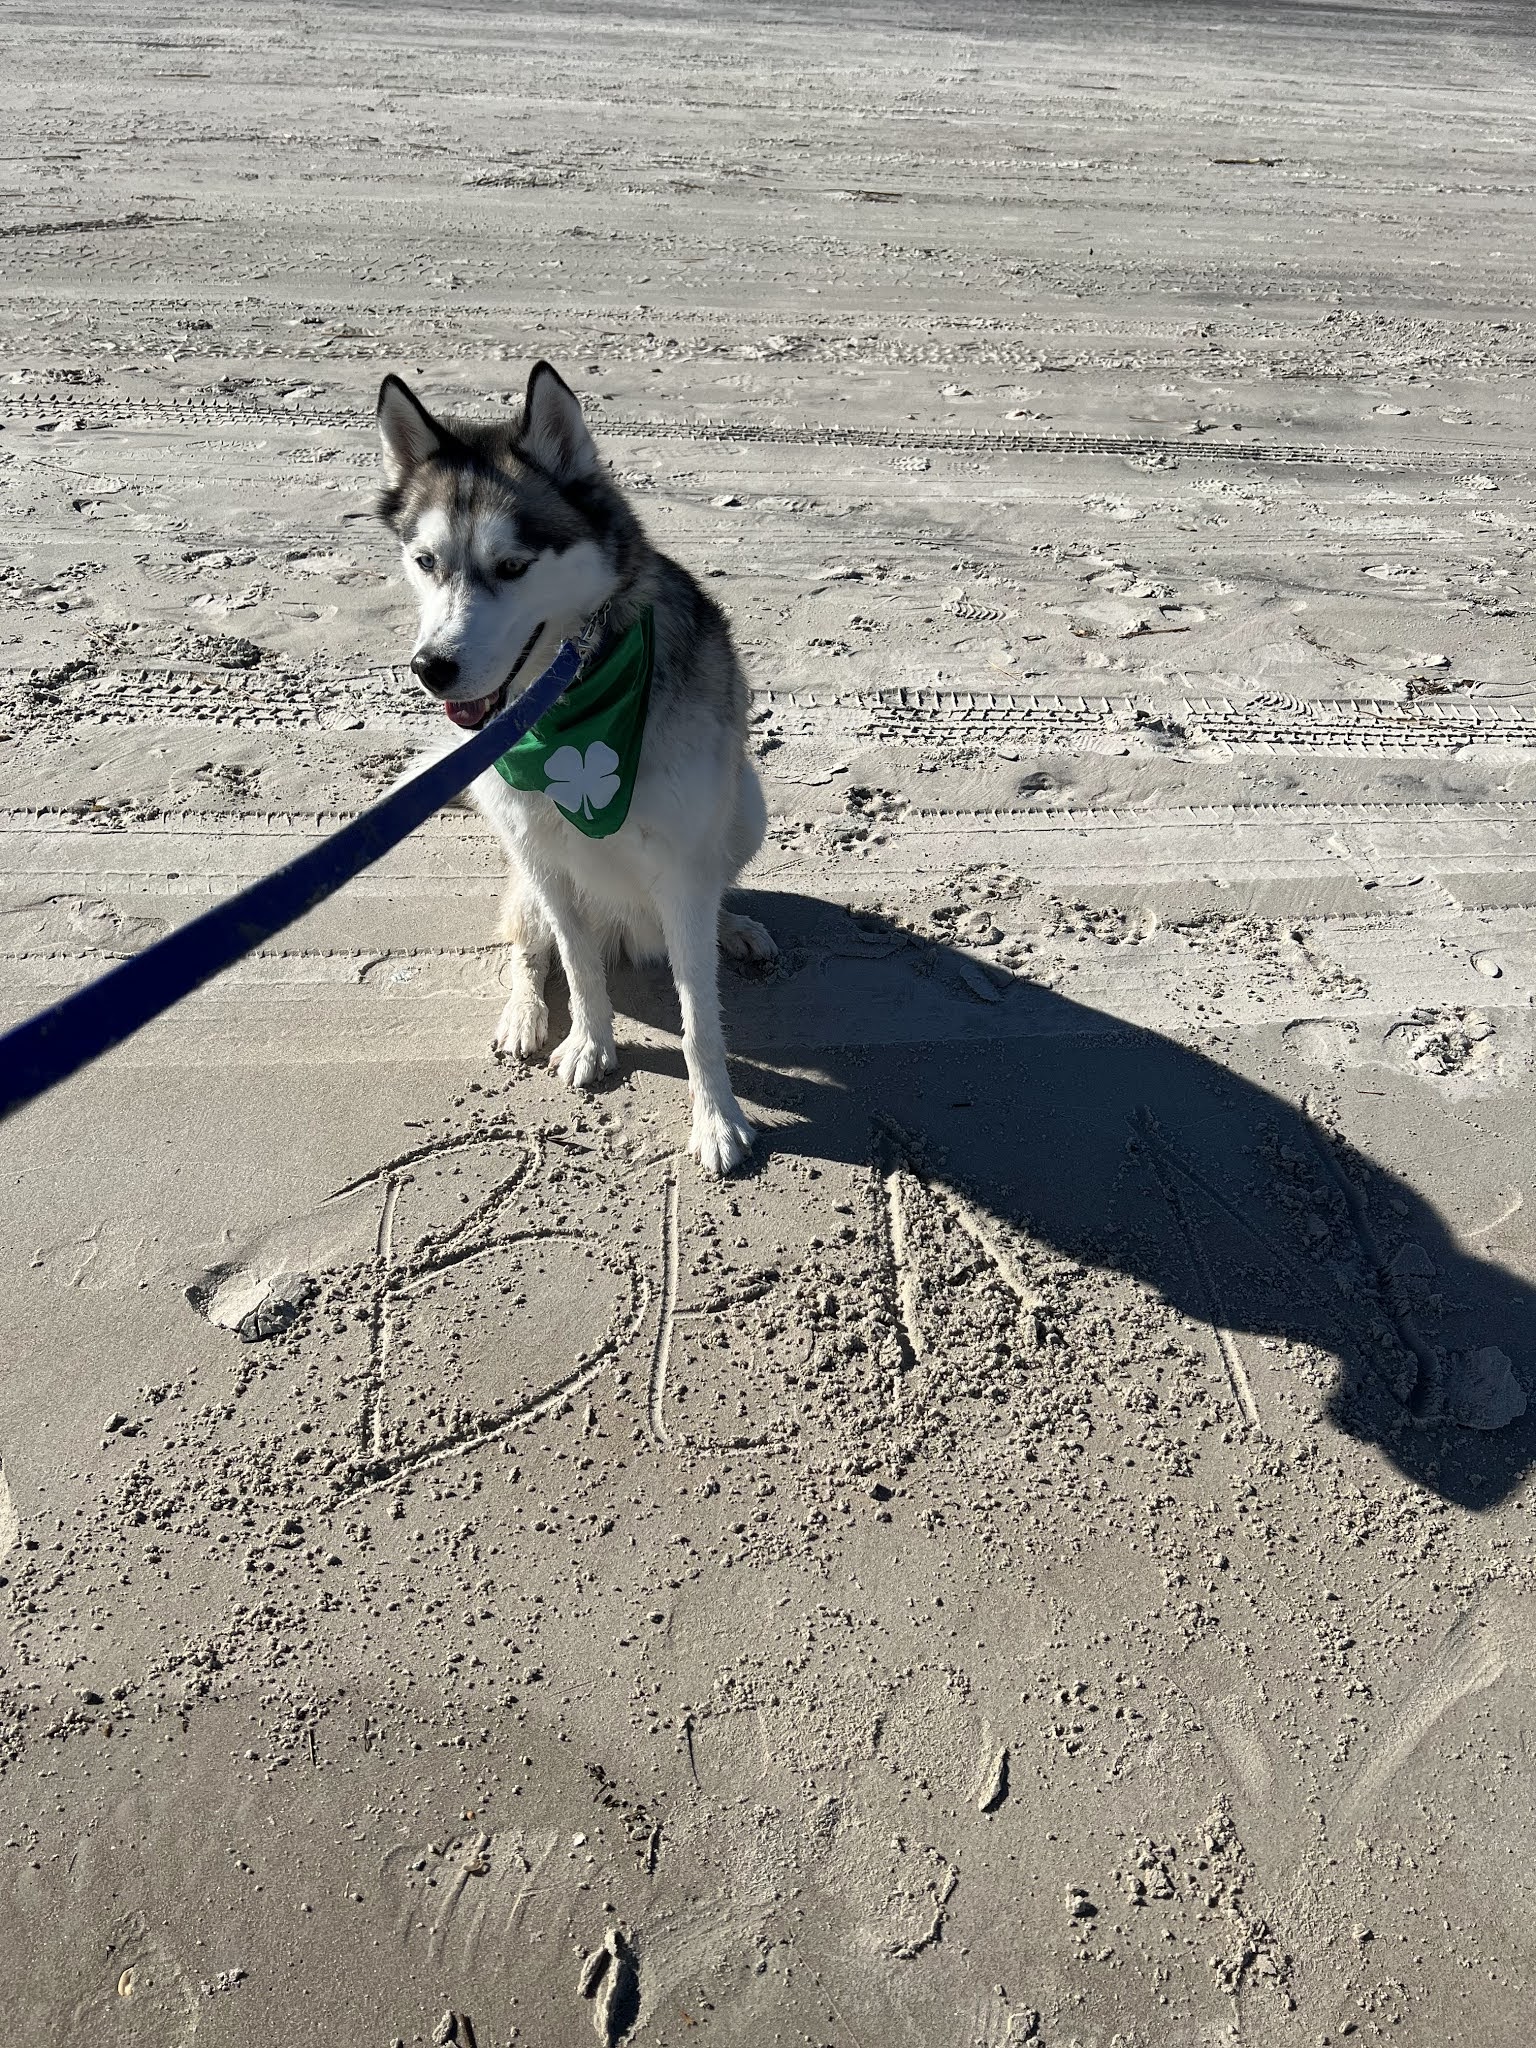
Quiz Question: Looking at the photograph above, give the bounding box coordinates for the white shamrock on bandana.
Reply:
[543,740,621,820]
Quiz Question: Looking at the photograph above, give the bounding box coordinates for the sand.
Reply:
[2,2,1535,2042]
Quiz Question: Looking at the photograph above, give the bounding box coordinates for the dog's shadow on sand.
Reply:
[599,888,1536,1514]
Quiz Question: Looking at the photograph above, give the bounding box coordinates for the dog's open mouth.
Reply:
[442,624,544,731]
[443,684,506,732]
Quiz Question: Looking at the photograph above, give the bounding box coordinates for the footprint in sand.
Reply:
[63,1918,198,2048]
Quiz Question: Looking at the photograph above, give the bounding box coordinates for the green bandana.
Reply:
[492,608,654,838]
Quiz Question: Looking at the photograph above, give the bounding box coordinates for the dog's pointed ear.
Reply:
[377,375,445,487]
[519,360,598,483]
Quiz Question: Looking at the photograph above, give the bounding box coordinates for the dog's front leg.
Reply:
[657,880,755,1175]
[523,871,616,1089]
[491,874,551,1059]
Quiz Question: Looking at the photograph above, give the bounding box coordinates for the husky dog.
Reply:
[376,361,776,1175]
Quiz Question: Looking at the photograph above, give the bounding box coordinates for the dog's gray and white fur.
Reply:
[376,360,775,1175]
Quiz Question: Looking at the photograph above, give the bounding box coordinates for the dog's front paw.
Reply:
[549,1029,617,1090]
[719,911,778,965]
[492,991,549,1060]
[689,1096,756,1176]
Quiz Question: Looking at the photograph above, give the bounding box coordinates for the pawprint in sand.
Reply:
[543,741,620,820]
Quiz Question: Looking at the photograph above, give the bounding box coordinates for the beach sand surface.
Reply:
[2,4,1535,2042]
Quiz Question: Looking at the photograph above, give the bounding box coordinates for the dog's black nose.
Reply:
[411,652,460,695]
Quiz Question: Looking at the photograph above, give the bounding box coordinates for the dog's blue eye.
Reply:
[496,559,528,582]
[413,550,436,573]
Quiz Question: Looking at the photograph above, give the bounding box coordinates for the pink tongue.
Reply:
[445,694,495,730]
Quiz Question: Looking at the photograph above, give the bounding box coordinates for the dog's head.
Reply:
[376,361,637,730]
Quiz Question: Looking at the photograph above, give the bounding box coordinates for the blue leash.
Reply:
[0,637,589,1122]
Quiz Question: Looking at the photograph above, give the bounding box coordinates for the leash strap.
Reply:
[0,637,589,1122]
